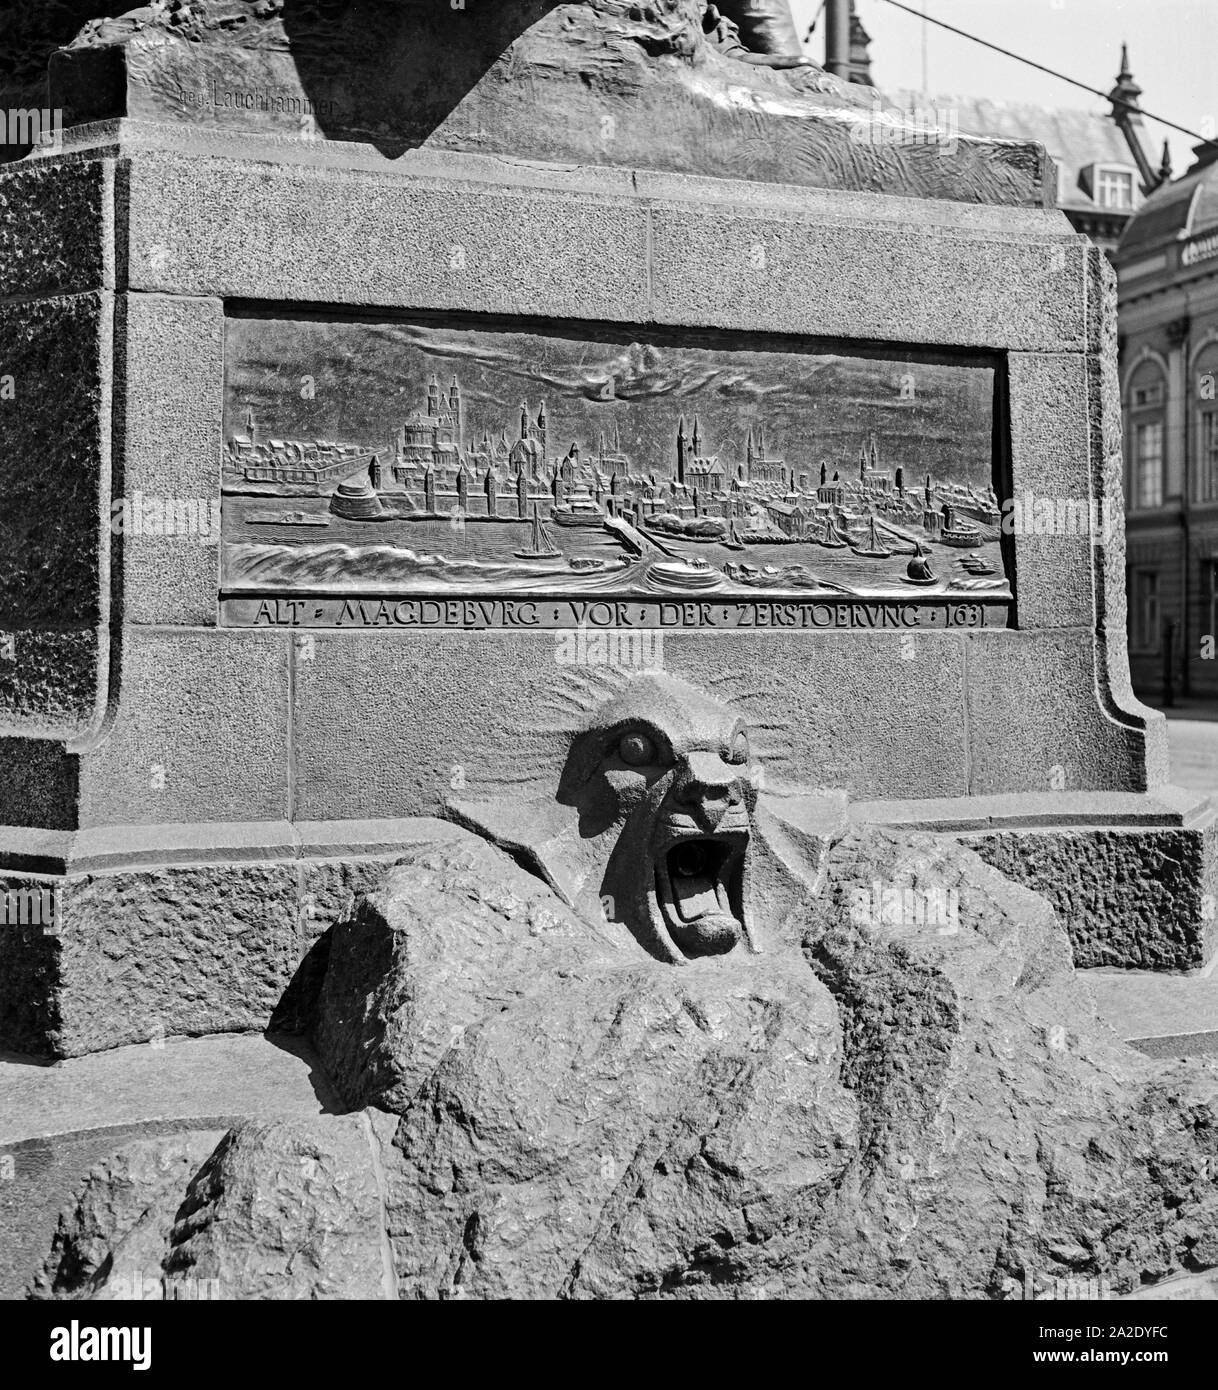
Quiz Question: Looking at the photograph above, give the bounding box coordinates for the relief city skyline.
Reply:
[220,316,1012,605]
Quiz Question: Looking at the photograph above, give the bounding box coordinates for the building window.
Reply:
[1134,421,1164,508]
[1126,360,1168,510]
[1130,569,1160,652]
[1208,561,1218,646]
[1201,410,1218,502]
[1096,168,1134,209]
[1195,346,1218,503]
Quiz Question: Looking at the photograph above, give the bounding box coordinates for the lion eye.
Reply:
[725,730,749,765]
[618,732,657,767]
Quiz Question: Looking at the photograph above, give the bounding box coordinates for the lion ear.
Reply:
[447,795,584,907]
[556,728,612,803]
[752,791,850,896]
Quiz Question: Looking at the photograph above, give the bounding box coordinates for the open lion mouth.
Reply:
[654,828,748,957]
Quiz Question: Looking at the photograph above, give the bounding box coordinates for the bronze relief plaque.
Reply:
[220,312,1012,630]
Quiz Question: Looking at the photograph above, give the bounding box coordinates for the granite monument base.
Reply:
[1,796,1214,1059]
[0,121,1205,1058]
[0,41,1215,1292]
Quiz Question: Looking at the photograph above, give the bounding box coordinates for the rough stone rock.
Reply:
[384,949,856,1299]
[1120,1268,1218,1300]
[793,826,1218,1299]
[315,829,625,1112]
[34,1117,394,1300]
[162,1115,394,1300]
[31,824,1218,1299]
[318,825,1216,1298]
[362,826,1216,1298]
[29,1132,224,1300]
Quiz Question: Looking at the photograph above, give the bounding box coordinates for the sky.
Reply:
[226,317,994,485]
[790,0,1217,174]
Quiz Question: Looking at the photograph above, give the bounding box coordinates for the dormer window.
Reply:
[1096,167,1134,209]
[1079,163,1136,210]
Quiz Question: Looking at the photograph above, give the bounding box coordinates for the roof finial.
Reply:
[1111,42,1142,112]
[1109,43,1159,193]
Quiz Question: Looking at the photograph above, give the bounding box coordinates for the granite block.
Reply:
[649,206,1084,352]
[76,628,290,828]
[122,153,651,324]
[964,628,1156,795]
[114,292,224,626]
[0,292,112,741]
[971,821,1217,971]
[291,629,971,820]
[0,156,112,299]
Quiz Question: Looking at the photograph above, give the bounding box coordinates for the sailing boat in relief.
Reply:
[851,516,893,559]
[513,504,562,559]
[903,540,938,586]
[816,514,849,549]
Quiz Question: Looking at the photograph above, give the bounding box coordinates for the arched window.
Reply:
[1126,359,1167,510]
[1194,343,1218,503]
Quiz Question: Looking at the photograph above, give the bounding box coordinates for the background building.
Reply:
[858,31,1166,259]
[1115,143,1218,703]
[835,6,1204,701]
